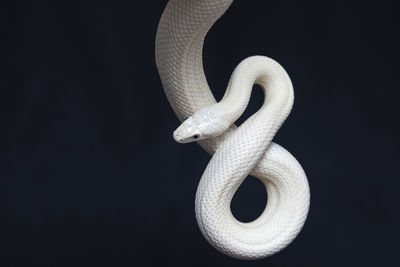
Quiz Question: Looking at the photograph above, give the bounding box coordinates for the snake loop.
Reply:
[155,0,310,260]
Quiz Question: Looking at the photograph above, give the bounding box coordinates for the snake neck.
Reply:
[213,56,294,132]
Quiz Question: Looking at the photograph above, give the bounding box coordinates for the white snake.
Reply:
[155,0,310,260]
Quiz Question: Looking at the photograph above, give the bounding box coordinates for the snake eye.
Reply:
[193,134,199,139]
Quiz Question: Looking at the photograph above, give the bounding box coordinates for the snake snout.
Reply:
[173,130,185,143]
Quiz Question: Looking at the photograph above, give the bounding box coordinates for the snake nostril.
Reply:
[193,134,199,139]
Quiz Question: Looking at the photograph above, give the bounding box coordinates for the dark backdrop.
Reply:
[1,0,399,266]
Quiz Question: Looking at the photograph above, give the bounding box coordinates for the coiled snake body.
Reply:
[155,0,310,260]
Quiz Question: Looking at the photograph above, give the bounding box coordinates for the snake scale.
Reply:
[155,0,310,260]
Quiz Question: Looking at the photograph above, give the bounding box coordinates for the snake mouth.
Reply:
[173,129,201,143]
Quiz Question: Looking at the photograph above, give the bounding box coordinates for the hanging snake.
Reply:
[155,0,310,260]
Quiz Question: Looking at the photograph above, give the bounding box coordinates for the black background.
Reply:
[1,0,400,266]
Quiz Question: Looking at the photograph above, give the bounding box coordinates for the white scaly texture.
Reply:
[155,0,310,260]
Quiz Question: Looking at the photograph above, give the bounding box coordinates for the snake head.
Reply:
[173,108,228,144]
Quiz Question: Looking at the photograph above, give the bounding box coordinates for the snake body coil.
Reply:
[155,0,310,260]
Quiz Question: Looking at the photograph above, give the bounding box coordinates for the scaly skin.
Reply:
[155,0,310,260]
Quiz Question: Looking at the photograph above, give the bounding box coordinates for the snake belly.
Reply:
[155,0,310,260]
